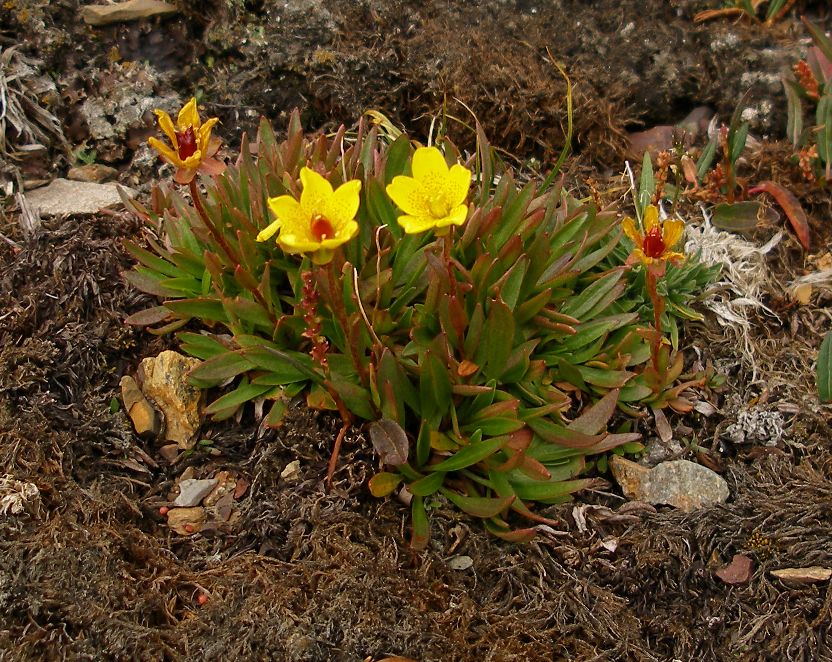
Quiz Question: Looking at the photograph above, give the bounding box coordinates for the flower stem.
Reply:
[646,266,665,372]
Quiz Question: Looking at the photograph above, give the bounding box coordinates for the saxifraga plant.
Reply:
[124,103,714,547]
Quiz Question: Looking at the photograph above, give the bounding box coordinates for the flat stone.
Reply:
[24,178,136,216]
[119,375,161,438]
[139,351,202,449]
[174,478,219,508]
[81,0,178,26]
[610,457,729,512]
[165,507,205,536]
[609,456,650,500]
[770,567,832,583]
[67,164,119,183]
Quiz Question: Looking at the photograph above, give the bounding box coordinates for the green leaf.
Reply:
[817,331,832,402]
[410,496,430,550]
[478,298,515,379]
[509,477,592,502]
[557,313,638,352]
[729,121,749,165]
[178,332,230,360]
[782,78,804,149]
[224,297,273,330]
[408,472,445,496]
[329,378,375,421]
[188,351,254,387]
[696,135,718,182]
[560,270,624,320]
[243,347,314,384]
[638,151,654,215]
[123,269,182,298]
[419,351,452,426]
[428,435,510,472]
[817,94,832,180]
[205,379,272,415]
[526,417,604,449]
[441,490,514,519]
[164,297,228,323]
[123,241,182,278]
[384,134,412,184]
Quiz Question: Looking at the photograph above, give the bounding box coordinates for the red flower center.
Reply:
[310,214,335,242]
[643,225,666,258]
[176,126,198,160]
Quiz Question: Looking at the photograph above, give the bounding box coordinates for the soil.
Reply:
[2,1,832,660]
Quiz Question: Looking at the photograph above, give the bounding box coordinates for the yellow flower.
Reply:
[148,98,223,184]
[257,167,361,265]
[386,146,471,235]
[622,205,685,266]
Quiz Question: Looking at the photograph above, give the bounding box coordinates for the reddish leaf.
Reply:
[748,181,810,251]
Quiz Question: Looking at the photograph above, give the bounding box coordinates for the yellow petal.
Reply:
[198,117,219,152]
[621,216,644,246]
[256,218,281,242]
[277,233,322,253]
[148,136,181,166]
[445,163,472,207]
[324,179,361,228]
[664,250,686,264]
[628,247,652,266]
[319,220,359,248]
[177,98,200,130]
[661,219,685,249]
[411,145,448,181]
[412,148,449,207]
[299,167,334,219]
[180,150,203,170]
[386,175,430,217]
[436,204,468,229]
[268,195,306,238]
[642,205,659,232]
[154,109,177,146]
[397,214,443,235]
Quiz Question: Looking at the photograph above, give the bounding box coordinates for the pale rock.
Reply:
[67,164,119,183]
[120,375,161,438]
[770,567,832,583]
[610,457,729,512]
[24,178,136,216]
[174,478,219,508]
[81,0,178,26]
[166,507,205,536]
[281,460,301,481]
[139,351,203,449]
[609,456,650,499]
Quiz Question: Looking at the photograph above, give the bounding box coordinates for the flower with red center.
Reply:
[386,146,471,235]
[148,98,224,184]
[256,167,361,265]
[622,204,685,266]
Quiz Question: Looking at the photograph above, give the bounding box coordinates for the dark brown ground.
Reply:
[1,1,832,660]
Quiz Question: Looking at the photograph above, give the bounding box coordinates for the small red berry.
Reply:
[197,593,209,605]
[159,506,169,516]
[184,523,195,533]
